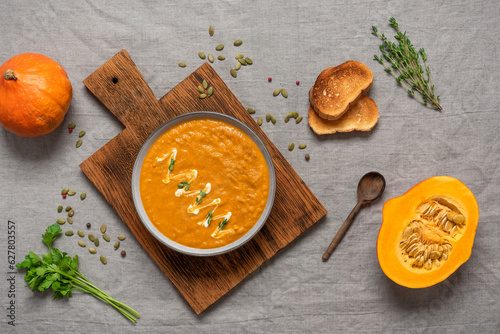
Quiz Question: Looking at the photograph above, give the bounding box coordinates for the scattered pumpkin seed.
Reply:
[270,115,276,125]
[217,55,225,61]
[244,58,253,65]
[65,231,74,236]
[65,206,72,212]
[230,68,237,78]
[305,154,310,161]
[257,117,263,126]
[114,241,120,250]
[266,113,271,122]
[67,217,73,224]
[117,235,126,241]
[57,205,63,213]
[234,39,243,46]
[235,54,244,59]
[178,61,187,68]
[238,58,247,65]
[68,123,76,129]
[208,54,214,63]
[80,192,86,200]
[77,230,85,238]
[235,62,241,70]
[76,139,83,148]
[281,88,288,98]
[288,143,295,151]
[88,233,95,242]
[273,88,281,97]
[78,241,86,247]
[199,93,207,99]
[68,190,76,196]
[103,234,111,242]
[89,247,97,254]
[61,188,69,195]
[100,224,107,234]
[56,218,65,225]
[94,238,99,247]
[284,115,291,123]
[202,79,208,89]
[292,111,299,118]
[209,25,214,36]
[198,52,206,59]
[79,130,86,138]
[298,144,307,149]
[215,44,224,51]
[247,108,256,114]
[207,86,214,96]
[68,209,74,217]
[100,255,107,265]
[295,115,303,124]
[198,85,205,93]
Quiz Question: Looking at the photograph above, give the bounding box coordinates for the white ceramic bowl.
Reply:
[131,111,276,256]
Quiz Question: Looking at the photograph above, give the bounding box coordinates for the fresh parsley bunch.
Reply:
[16,223,140,323]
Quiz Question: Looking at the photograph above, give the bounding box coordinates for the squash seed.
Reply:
[295,115,303,124]
[266,113,271,122]
[114,241,120,250]
[298,144,307,149]
[198,86,205,94]
[208,54,214,63]
[100,255,107,265]
[68,209,74,217]
[178,61,187,68]
[235,62,241,70]
[209,25,214,36]
[103,234,110,242]
[284,115,290,123]
[88,234,95,242]
[57,205,63,213]
[288,143,295,151]
[235,54,244,59]
[89,247,97,254]
[68,123,76,129]
[234,39,243,46]
[68,190,76,196]
[199,94,207,99]
[78,241,86,247]
[257,117,263,126]
[94,238,99,247]
[215,44,224,51]
[292,111,299,118]
[79,130,86,138]
[65,206,72,212]
[238,58,247,65]
[230,68,237,78]
[207,86,214,96]
[202,79,208,89]
[65,231,74,236]
[56,218,65,225]
[61,188,69,195]
[281,88,288,98]
[217,55,225,61]
[244,58,253,65]
[100,224,107,234]
[117,235,126,241]
[273,89,280,97]
[270,115,276,125]
[247,108,256,114]
[198,52,206,59]
[67,217,73,224]
[80,192,86,200]
[77,230,85,238]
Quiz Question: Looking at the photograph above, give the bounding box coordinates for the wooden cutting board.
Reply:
[81,49,327,314]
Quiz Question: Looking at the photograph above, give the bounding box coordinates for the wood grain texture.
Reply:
[80,50,327,314]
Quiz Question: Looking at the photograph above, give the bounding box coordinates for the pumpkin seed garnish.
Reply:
[68,190,76,196]
[235,62,241,70]
[273,88,281,97]
[77,230,85,238]
[295,115,303,124]
[235,54,244,59]
[61,188,69,195]
[100,224,107,234]
[88,234,95,242]
[178,61,187,68]
[80,192,86,200]
[89,247,97,254]
[65,231,74,236]
[207,86,214,96]
[202,79,208,89]
[198,52,206,59]
[67,217,73,224]
[57,205,63,213]
[65,206,72,212]
[247,108,256,114]
[238,58,247,65]
[298,144,307,149]
[266,113,271,122]
[68,209,74,217]
[79,130,86,138]
[117,235,126,241]
[103,234,111,242]
[76,139,83,148]
[199,93,207,99]
[234,39,243,46]
[78,241,86,247]
[257,117,263,126]
[56,218,65,225]
[244,58,253,65]
[270,115,276,125]
[114,241,120,250]
[230,68,237,78]
[288,143,295,151]
[281,88,288,98]
[94,238,99,247]
[100,255,107,265]
[209,25,214,36]
[217,55,225,61]
[68,123,76,129]
[198,86,204,94]
[215,44,224,51]
[292,111,299,119]
[208,54,214,63]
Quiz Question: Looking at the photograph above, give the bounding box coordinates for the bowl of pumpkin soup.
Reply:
[132,111,276,256]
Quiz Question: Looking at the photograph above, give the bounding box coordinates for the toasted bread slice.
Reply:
[308,95,379,135]
[310,61,373,120]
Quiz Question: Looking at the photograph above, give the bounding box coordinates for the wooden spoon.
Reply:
[322,172,386,262]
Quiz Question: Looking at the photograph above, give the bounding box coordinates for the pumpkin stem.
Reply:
[4,69,17,80]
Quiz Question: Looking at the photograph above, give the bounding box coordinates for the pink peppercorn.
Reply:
[296,80,300,85]
[69,128,73,133]
[268,77,272,82]
[62,194,67,199]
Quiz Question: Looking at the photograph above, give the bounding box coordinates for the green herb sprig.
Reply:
[372,18,442,111]
[16,224,140,323]
[177,181,191,191]
[195,190,207,205]
[168,158,175,171]
[206,211,213,226]
[218,218,228,231]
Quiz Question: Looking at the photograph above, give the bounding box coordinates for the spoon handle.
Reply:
[322,201,364,262]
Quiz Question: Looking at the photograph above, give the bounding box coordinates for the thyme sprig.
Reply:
[195,190,207,205]
[218,218,228,231]
[372,18,442,111]
[206,211,213,226]
[177,181,190,191]
[168,158,175,171]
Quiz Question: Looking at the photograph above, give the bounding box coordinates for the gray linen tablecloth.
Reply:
[1,0,499,333]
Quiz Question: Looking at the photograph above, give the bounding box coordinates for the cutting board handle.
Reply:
[83,49,162,129]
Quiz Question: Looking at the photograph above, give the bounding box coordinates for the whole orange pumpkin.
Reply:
[0,53,72,137]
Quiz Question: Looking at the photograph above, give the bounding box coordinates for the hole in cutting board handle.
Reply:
[112,77,118,84]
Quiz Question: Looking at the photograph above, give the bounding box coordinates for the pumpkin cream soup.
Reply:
[139,118,270,249]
